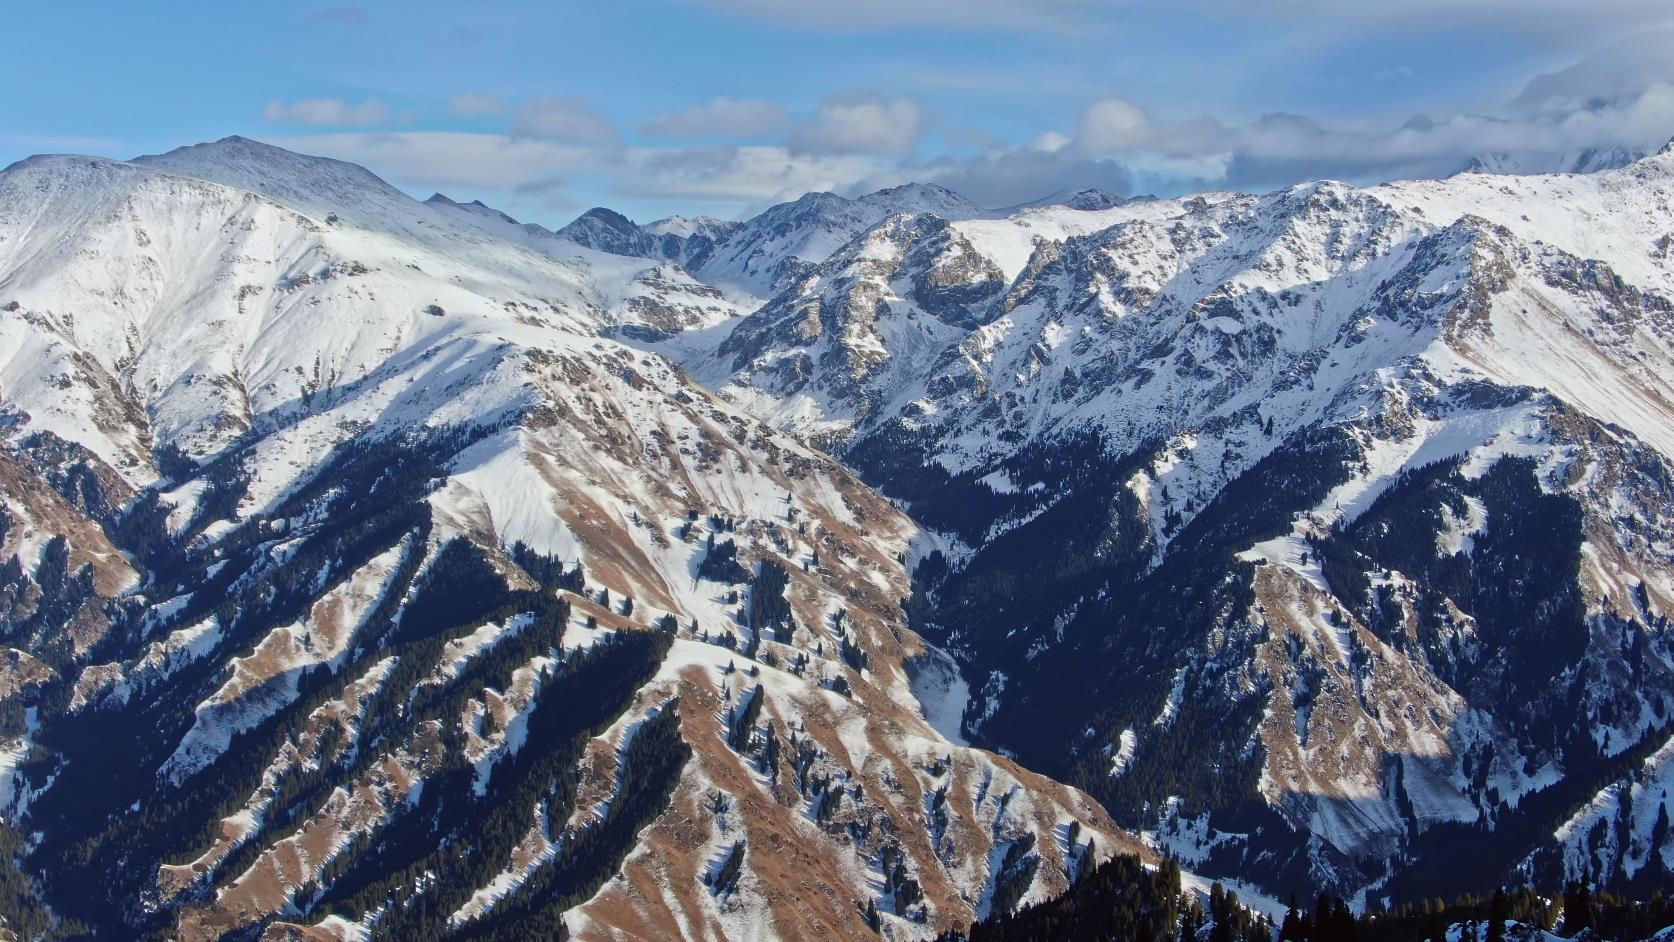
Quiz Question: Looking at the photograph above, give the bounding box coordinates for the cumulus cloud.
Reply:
[263,97,389,127]
[448,93,508,117]
[618,144,891,207]
[787,93,935,157]
[510,97,622,149]
[642,98,789,139]
[1064,59,1674,193]
[258,132,881,212]
[1075,97,1151,153]
[257,26,1674,218]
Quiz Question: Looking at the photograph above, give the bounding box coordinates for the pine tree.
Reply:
[1652,799,1670,875]
[1333,897,1355,942]
[1486,888,1508,942]
[1209,883,1236,942]
[1281,896,1305,942]
[1314,894,1335,942]
[1563,880,1594,934]
[1181,896,1206,942]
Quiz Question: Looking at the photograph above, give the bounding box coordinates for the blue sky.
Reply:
[5,1,1673,224]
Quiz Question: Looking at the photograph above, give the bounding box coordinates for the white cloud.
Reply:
[1030,131,1074,153]
[1512,28,1674,113]
[256,132,883,213]
[620,144,890,206]
[787,93,934,157]
[510,97,622,148]
[642,98,789,139]
[253,26,1674,217]
[448,93,508,117]
[1062,53,1674,193]
[262,132,601,189]
[263,97,390,127]
[1075,97,1151,152]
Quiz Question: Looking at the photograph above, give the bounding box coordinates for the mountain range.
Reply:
[1,134,1672,940]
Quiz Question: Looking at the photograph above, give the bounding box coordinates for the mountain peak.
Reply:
[857,181,981,217]
[1013,187,1126,211]
[141,134,327,168]
[571,206,639,229]
[131,136,415,226]
[554,206,662,257]
[425,192,526,230]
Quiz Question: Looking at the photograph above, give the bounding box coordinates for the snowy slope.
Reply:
[677,144,1674,904]
[0,139,1134,941]
[7,132,1674,934]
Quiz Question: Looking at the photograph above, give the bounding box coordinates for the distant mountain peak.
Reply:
[570,205,639,229]
[1013,187,1127,211]
[856,181,983,217]
[1455,146,1646,176]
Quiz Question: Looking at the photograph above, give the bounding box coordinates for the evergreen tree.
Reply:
[1564,880,1593,935]
[1209,883,1236,942]
[1181,896,1207,942]
[1280,896,1306,942]
[1486,888,1508,942]
[1652,800,1670,875]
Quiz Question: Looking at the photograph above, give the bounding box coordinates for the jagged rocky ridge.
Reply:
[637,145,1674,904]
[0,138,1133,941]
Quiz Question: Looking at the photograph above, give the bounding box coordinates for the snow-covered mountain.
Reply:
[554,206,741,273]
[1005,187,1128,212]
[1456,146,1648,176]
[5,131,1674,939]
[0,138,1133,940]
[673,143,1674,903]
